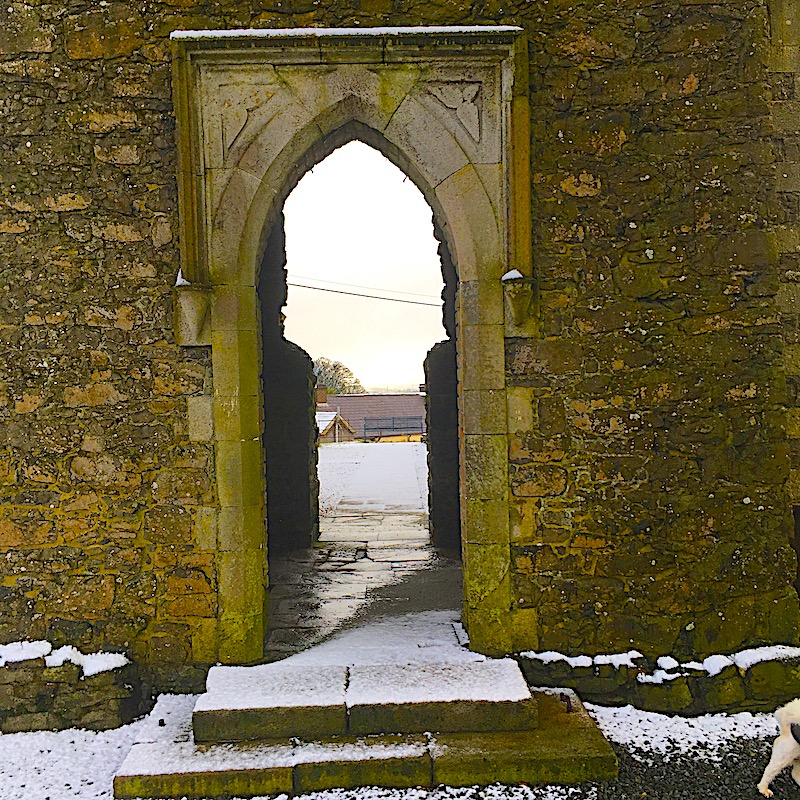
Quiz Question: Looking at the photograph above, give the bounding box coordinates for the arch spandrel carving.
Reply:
[171,27,530,663]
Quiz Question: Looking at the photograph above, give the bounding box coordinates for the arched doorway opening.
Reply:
[258,139,462,656]
[171,27,530,664]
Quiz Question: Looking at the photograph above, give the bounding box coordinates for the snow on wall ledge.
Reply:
[0,640,129,677]
[0,641,148,734]
[169,25,522,40]
[517,644,800,716]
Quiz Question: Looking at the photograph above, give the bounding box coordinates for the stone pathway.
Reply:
[265,443,461,661]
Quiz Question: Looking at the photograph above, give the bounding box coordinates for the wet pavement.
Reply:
[264,510,461,661]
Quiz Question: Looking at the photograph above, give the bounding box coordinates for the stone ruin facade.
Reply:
[2,0,800,693]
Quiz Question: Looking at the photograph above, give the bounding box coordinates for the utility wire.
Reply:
[287,281,440,307]
[290,273,441,300]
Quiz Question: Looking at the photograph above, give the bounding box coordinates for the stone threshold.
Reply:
[113,692,617,798]
[193,659,536,742]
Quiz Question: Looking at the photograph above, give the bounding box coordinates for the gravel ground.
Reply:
[594,738,780,799]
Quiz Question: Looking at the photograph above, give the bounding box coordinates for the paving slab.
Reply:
[347,660,537,734]
[193,664,347,742]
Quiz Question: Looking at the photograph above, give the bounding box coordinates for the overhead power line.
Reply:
[287,281,441,307]
[291,274,440,300]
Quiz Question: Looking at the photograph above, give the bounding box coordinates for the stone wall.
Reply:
[771,1,800,577]
[0,0,798,692]
[0,652,148,732]
[0,0,220,691]
[519,650,800,716]
[509,0,797,659]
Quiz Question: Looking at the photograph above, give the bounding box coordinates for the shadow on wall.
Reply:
[259,211,319,554]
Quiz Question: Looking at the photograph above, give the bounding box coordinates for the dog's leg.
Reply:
[792,758,800,786]
[759,737,800,797]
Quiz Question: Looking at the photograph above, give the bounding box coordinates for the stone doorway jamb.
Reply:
[170,26,531,664]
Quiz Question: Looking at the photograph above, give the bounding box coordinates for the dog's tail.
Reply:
[775,698,800,736]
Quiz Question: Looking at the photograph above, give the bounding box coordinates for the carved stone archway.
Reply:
[171,27,530,663]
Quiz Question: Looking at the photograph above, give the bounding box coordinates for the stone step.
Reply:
[193,659,537,743]
[113,692,617,799]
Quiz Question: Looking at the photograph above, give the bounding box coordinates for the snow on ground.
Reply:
[0,718,146,800]
[587,703,778,763]
[0,700,778,799]
[318,442,428,514]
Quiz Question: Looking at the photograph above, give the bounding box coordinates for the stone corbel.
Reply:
[502,271,538,327]
[174,285,212,346]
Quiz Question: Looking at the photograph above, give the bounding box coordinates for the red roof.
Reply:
[317,393,426,437]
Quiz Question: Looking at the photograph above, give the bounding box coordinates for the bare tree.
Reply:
[313,357,365,394]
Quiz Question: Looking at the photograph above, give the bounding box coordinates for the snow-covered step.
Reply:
[113,692,617,799]
[347,661,537,735]
[193,659,536,743]
[193,664,347,742]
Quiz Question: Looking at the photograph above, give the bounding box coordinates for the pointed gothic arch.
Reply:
[171,27,530,664]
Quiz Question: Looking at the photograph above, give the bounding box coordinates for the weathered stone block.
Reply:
[464,499,509,545]
[143,505,193,545]
[506,339,583,383]
[463,435,508,501]
[1,712,61,733]
[511,464,568,497]
[348,697,538,736]
[65,4,144,60]
[432,695,617,787]
[0,4,53,54]
[634,678,694,714]
[194,704,347,743]
[293,746,432,793]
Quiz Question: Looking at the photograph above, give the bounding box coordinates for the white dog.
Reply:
[759,698,800,796]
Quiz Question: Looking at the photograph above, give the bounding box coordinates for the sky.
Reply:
[283,141,446,392]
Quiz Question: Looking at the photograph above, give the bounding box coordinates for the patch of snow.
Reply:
[732,645,800,670]
[318,442,428,515]
[0,715,147,799]
[0,640,128,677]
[501,269,524,281]
[527,686,580,702]
[522,650,592,668]
[522,649,642,670]
[593,651,643,668]
[81,652,130,678]
[523,643,800,682]
[452,621,469,648]
[288,610,481,667]
[196,664,347,713]
[133,694,196,745]
[347,661,531,706]
[587,703,778,762]
[45,645,129,677]
[702,654,734,677]
[636,669,681,685]
[170,25,523,40]
[0,640,51,666]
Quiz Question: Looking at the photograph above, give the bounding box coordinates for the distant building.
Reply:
[316,388,425,442]
[315,409,356,443]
